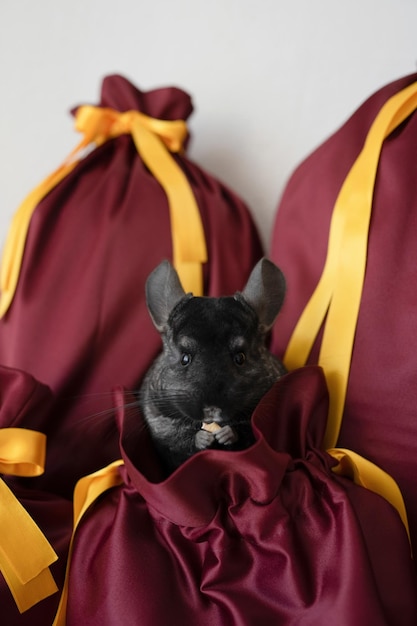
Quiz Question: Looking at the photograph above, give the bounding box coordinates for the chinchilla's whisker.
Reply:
[68,390,119,400]
[70,398,141,431]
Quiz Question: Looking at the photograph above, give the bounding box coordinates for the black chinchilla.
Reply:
[139,257,287,474]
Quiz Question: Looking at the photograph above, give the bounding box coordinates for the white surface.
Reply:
[1,0,416,250]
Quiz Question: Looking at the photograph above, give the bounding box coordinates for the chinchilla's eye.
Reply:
[233,352,246,366]
[180,353,192,367]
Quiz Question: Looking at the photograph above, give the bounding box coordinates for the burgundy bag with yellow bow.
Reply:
[50,367,417,626]
[270,73,417,556]
[0,365,73,625]
[0,74,263,495]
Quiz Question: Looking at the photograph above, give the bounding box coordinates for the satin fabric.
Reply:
[0,366,73,625]
[270,73,417,558]
[64,367,417,625]
[0,75,263,496]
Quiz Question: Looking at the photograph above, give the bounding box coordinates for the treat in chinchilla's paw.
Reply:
[139,257,287,474]
[201,422,222,433]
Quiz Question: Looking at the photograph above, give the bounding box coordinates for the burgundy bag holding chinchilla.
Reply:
[270,73,417,557]
[0,75,263,497]
[51,367,417,626]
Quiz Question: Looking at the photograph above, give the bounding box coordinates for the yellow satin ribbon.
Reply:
[0,104,207,318]
[328,448,411,547]
[284,80,417,449]
[0,428,59,612]
[52,459,124,626]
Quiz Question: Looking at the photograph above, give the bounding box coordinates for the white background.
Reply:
[1,0,416,250]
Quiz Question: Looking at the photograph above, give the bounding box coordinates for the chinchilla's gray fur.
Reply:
[139,258,287,474]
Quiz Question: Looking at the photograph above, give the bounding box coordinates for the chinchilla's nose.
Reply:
[203,406,223,423]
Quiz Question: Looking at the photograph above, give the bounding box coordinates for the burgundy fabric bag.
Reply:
[270,73,417,555]
[0,366,73,625]
[0,75,263,495]
[58,367,417,625]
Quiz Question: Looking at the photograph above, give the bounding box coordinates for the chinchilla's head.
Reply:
[142,258,287,428]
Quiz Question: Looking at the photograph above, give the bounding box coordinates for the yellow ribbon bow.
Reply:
[0,104,207,317]
[0,428,59,612]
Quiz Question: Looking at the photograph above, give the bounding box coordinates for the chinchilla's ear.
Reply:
[239,258,286,333]
[145,260,190,331]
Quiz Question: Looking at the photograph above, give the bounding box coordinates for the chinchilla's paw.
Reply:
[195,429,215,450]
[214,425,238,446]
